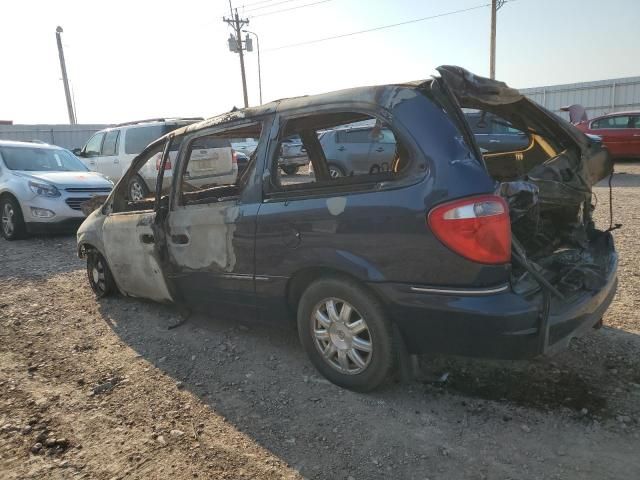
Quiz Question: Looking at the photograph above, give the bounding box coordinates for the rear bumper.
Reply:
[369,254,618,359]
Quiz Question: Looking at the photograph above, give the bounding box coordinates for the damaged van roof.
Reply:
[171,79,441,138]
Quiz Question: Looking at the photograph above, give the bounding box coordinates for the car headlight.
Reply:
[29,181,61,197]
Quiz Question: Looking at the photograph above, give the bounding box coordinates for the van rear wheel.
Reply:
[297,277,395,392]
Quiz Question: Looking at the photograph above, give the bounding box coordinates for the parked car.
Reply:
[574,111,640,159]
[319,125,397,177]
[77,66,617,392]
[0,140,112,240]
[278,135,309,175]
[231,138,259,157]
[235,150,250,177]
[464,111,531,153]
[75,118,202,200]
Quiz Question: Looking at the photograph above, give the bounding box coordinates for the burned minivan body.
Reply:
[77,66,617,391]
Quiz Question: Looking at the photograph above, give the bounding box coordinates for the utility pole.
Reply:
[224,5,250,108]
[243,30,262,105]
[489,0,506,79]
[55,26,76,124]
[489,0,497,79]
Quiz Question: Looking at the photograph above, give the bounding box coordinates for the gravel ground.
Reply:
[1,162,640,479]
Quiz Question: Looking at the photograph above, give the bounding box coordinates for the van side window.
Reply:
[271,112,410,191]
[101,130,119,156]
[84,132,105,157]
[124,125,167,155]
[177,123,262,206]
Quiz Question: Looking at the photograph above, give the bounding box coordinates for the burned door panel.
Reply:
[102,212,173,302]
[159,120,267,317]
[163,202,258,317]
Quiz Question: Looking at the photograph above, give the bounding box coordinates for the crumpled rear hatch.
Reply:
[435,65,617,301]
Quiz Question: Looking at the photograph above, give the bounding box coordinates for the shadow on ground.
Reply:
[96,295,640,477]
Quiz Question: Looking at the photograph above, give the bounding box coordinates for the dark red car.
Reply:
[575,111,640,159]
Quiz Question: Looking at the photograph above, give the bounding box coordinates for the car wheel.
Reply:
[86,250,116,298]
[297,277,395,392]
[0,196,26,240]
[327,163,344,178]
[281,165,299,176]
[128,175,148,201]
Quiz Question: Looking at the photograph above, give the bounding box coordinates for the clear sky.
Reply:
[2,0,639,124]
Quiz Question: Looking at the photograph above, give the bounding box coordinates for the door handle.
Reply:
[171,234,189,245]
[634,134,640,137]
[337,146,345,151]
[375,147,384,152]
[140,234,155,244]
[114,158,119,164]
[489,139,501,143]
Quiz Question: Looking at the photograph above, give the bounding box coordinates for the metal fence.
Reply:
[0,124,109,150]
[520,76,640,121]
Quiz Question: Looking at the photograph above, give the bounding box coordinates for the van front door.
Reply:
[100,140,173,301]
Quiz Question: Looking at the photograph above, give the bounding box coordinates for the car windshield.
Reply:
[0,146,89,172]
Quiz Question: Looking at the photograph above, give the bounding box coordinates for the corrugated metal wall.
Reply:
[0,124,109,150]
[520,76,640,120]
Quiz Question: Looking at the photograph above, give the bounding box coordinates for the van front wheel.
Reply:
[297,277,395,392]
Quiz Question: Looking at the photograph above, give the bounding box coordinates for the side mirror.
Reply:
[72,148,83,156]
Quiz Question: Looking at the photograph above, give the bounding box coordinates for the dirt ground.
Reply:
[1,163,640,480]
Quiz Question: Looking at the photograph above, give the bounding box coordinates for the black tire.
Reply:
[281,165,299,176]
[128,175,149,201]
[327,163,345,178]
[0,195,27,240]
[297,276,395,392]
[86,250,117,298]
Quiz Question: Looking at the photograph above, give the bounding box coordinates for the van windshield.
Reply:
[0,146,89,172]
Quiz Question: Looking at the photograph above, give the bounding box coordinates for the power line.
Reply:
[264,2,514,51]
[243,0,315,14]
[237,0,282,9]
[249,0,332,18]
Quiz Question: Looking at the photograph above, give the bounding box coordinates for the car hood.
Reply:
[13,171,113,189]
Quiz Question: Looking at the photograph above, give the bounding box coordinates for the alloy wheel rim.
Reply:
[2,204,15,236]
[90,256,107,294]
[311,298,372,375]
[130,181,144,201]
[329,168,342,178]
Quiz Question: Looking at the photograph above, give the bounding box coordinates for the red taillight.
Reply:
[427,195,511,264]
[232,149,238,164]
[155,154,172,171]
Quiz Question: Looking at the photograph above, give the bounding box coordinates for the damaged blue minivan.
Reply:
[77,66,618,391]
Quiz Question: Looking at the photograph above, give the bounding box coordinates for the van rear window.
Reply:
[124,125,170,155]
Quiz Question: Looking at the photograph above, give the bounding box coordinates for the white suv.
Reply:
[75,118,201,200]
